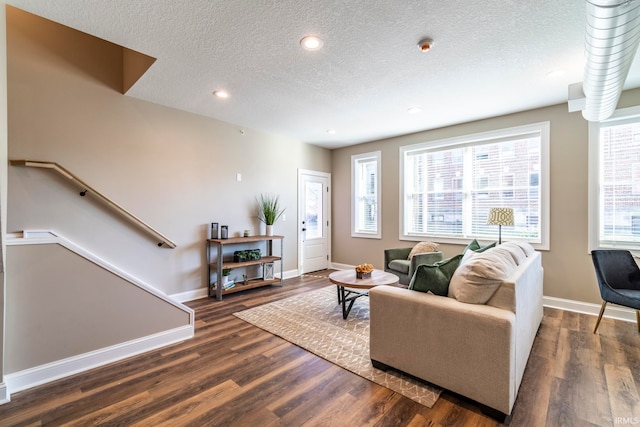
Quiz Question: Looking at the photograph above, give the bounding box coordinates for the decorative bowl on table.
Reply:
[355,263,374,279]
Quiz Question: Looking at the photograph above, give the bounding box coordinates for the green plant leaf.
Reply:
[257,193,285,225]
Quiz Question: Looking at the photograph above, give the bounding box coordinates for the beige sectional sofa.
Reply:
[369,242,543,418]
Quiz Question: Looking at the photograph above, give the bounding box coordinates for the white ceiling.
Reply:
[8,0,640,149]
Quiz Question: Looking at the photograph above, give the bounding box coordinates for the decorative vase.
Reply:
[266,224,273,236]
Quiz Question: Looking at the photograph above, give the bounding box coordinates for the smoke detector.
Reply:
[418,38,434,52]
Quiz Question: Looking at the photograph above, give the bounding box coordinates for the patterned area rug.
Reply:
[233,285,441,407]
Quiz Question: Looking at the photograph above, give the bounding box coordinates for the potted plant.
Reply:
[234,251,248,263]
[233,249,261,262]
[222,268,231,284]
[257,193,285,236]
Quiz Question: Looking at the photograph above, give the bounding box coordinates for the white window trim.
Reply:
[351,150,382,239]
[588,105,640,253]
[399,122,550,250]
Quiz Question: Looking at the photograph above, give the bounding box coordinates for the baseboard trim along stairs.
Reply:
[4,325,192,395]
[4,230,195,398]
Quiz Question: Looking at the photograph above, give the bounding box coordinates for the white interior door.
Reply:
[298,170,331,274]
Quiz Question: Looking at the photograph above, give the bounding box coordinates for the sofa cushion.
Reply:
[409,254,463,296]
[448,246,517,304]
[408,241,440,259]
[511,240,535,257]
[499,242,527,265]
[388,259,410,274]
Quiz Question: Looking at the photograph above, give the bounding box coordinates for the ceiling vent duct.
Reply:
[580,0,640,121]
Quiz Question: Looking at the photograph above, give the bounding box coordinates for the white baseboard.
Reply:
[171,269,301,302]
[330,263,351,270]
[282,269,299,280]
[171,287,208,302]
[0,382,9,405]
[543,296,637,323]
[4,325,193,396]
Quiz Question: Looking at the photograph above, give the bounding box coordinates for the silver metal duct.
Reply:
[582,0,640,121]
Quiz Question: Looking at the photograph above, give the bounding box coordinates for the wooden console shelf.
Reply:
[207,235,284,300]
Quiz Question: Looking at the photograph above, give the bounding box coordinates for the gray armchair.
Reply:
[384,247,444,285]
[591,249,640,333]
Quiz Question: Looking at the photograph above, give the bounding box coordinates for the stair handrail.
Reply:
[10,160,177,248]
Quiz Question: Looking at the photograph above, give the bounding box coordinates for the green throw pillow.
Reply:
[409,254,464,296]
[477,241,496,253]
[463,239,496,254]
[464,239,481,253]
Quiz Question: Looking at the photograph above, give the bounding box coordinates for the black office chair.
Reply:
[591,250,640,333]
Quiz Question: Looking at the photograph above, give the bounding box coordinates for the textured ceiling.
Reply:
[7,0,640,149]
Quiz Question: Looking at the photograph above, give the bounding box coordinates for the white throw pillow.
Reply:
[448,247,517,304]
[460,247,479,264]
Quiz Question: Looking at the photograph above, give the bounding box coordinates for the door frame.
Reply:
[297,169,332,276]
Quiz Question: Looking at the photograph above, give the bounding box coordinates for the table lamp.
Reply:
[487,207,514,244]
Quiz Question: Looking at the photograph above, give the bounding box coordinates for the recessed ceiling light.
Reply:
[300,36,324,51]
[326,129,336,134]
[213,90,229,98]
[408,107,423,114]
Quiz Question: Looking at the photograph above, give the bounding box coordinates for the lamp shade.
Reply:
[487,207,514,226]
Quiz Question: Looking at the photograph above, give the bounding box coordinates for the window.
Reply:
[400,122,549,248]
[589,106,640,251]
[502,174,514,198]
[352,151,381,238]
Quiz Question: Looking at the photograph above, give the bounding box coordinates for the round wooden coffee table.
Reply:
[329,269,399,319]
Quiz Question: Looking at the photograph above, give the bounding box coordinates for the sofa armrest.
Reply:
[384,247,412,268]
[408,251,444,276]
[369,286,516,414]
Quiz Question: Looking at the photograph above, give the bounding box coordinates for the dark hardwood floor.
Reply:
[1,271,639,426]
